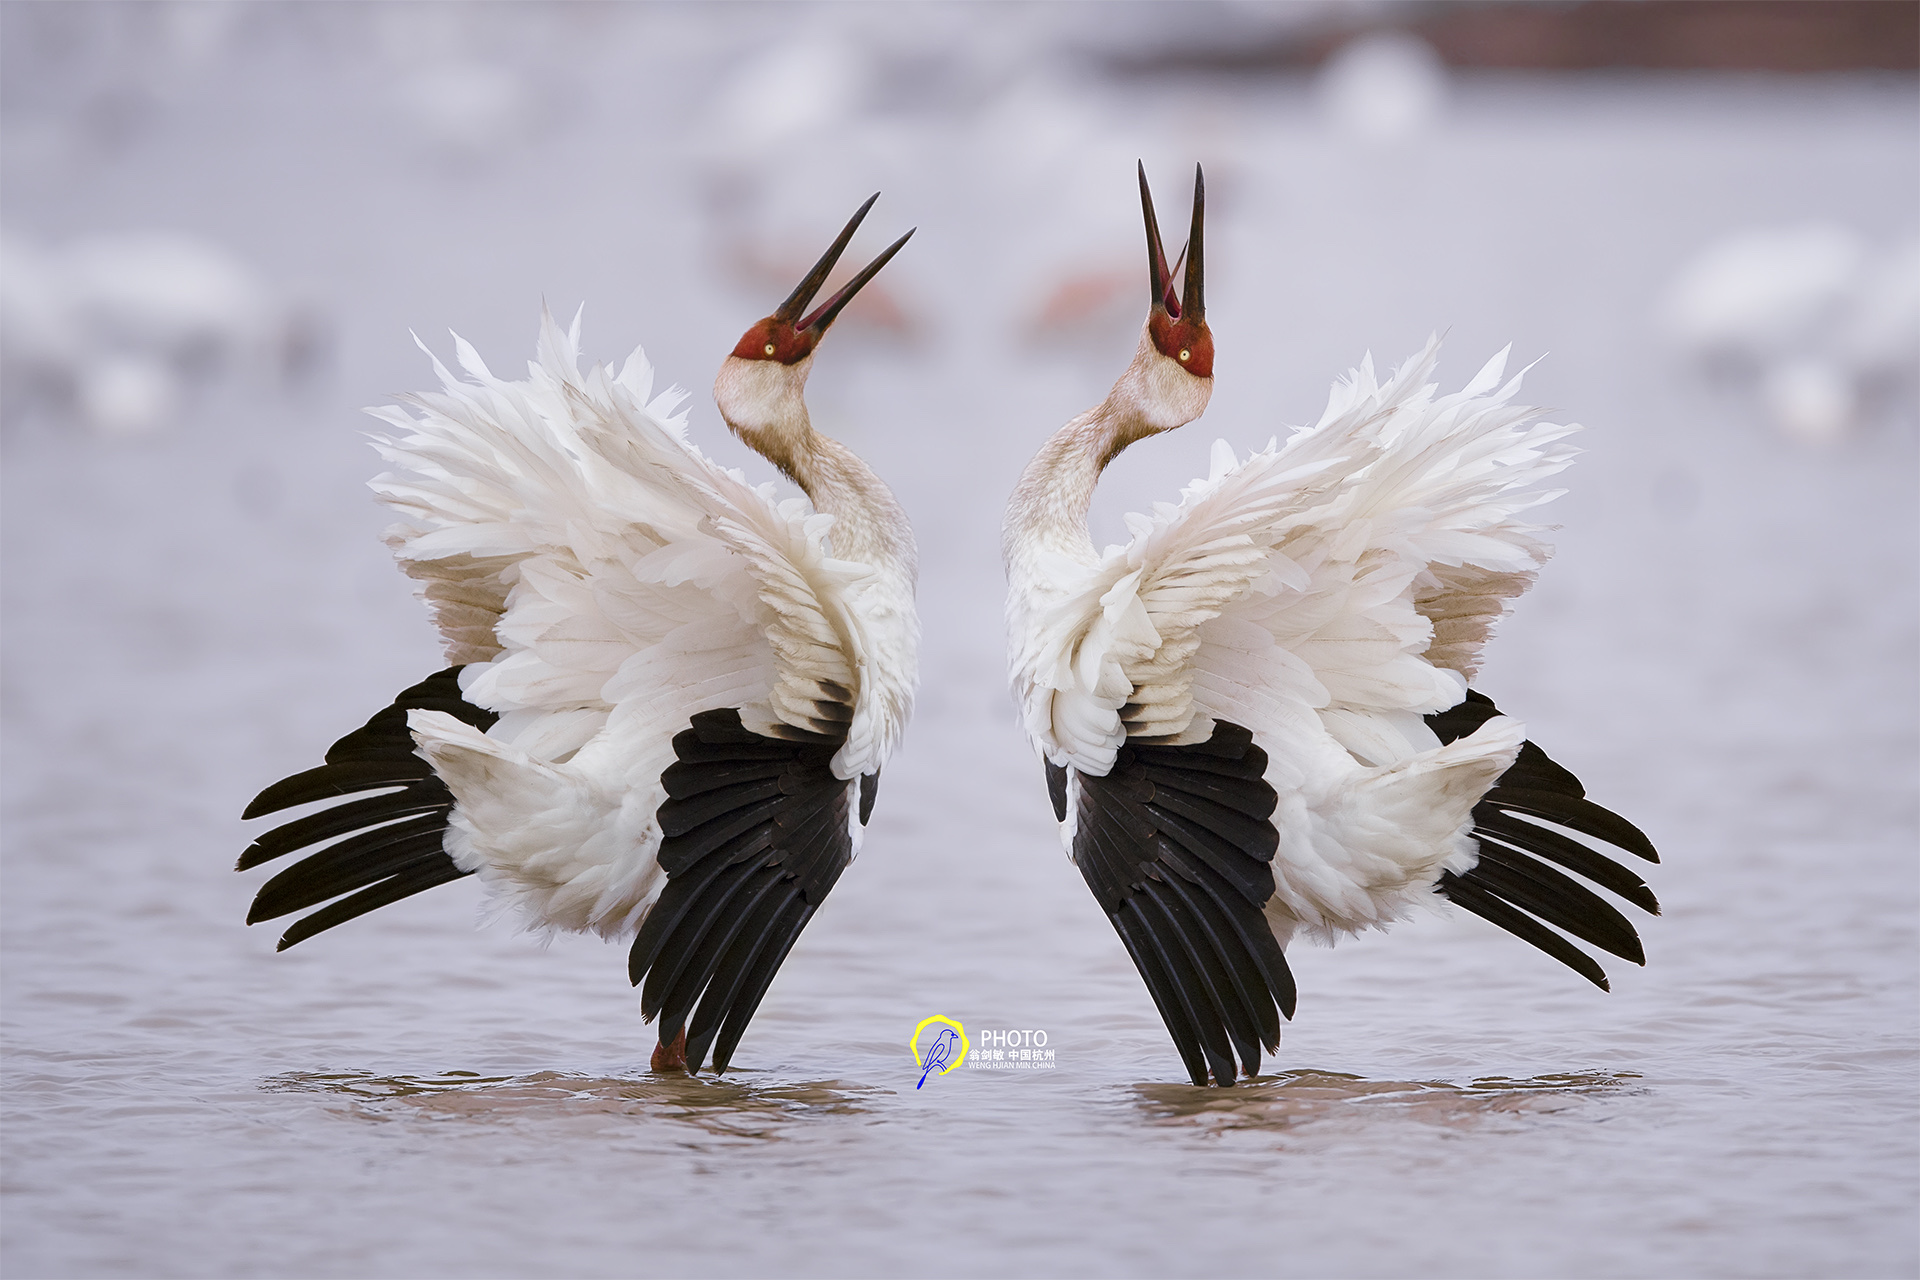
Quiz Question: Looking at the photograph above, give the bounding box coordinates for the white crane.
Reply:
[240,197,919,1076]
[1004,165,1660,1087]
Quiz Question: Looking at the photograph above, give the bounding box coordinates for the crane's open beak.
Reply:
[771,194,915,340]
[1138,162,1204,324]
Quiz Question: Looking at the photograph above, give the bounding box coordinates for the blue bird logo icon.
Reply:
[917,1027,959,1089]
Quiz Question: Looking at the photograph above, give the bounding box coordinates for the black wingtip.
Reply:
[1441,873,1613,991]
[238,668,488,946]
[1424,688,1661,990]
[1463,843,1646,965]
[628,709,858,1072]
[242,760,425,822]
[1490,787,1662,864]
[1473,807,1661,917]
[1045,761,1068,823]
[1069,721,1291,1087]
[265,859,470,952]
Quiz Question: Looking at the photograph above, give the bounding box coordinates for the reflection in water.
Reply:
[266,1069,883,1138]
[1132,1069,1642,1134]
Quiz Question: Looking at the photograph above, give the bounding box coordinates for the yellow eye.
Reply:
[764,343,776,357]
[1178,349,1190,362]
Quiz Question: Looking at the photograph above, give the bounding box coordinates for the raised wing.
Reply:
[1024,339,1573,777]
[1346,343,1574,683]
[369,310,885,774]
[1190,342,1577,767]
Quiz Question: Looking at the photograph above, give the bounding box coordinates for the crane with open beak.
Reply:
[239,196,922,1078]
[1003,164,1659,1086]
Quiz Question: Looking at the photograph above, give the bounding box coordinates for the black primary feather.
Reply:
[1065,720,1294,1087]
[1045,760,1069,822]
[1429,690,1661,990]
[238,667,496,951]
[629,708,862,1074]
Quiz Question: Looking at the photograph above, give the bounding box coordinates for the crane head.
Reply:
[1138,162,1212,380]
[731,194,914,366]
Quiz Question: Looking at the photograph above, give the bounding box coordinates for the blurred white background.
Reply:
[3,4,1915,1278]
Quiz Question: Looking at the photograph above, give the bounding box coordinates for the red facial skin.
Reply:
[1148,310,1214,379]
[731,317,820,365]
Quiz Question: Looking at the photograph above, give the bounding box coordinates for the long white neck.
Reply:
[1003,327,1211,584]
[714,355,916,583]
[785,432,916,579]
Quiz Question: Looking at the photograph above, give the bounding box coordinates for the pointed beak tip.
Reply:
[794,223,914,338]
[771,194,888,325]
[1183,168,1206,321]
[1139,166,1175,313]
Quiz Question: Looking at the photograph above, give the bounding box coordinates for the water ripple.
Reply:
[1130,1069,1642,1134]
[263,1068,886,1138]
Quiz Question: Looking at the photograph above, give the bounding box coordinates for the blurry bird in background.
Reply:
[1315,30,1449,143]
[1661,224,1920,444]
[0,229,324,436]
[237,197,920,1077]
[1022,268,1137,345]
[1003,164,1660,1087]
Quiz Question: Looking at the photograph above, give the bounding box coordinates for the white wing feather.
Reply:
[366,310,902,938]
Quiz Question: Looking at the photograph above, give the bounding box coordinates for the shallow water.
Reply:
[4,8,1917,1277]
